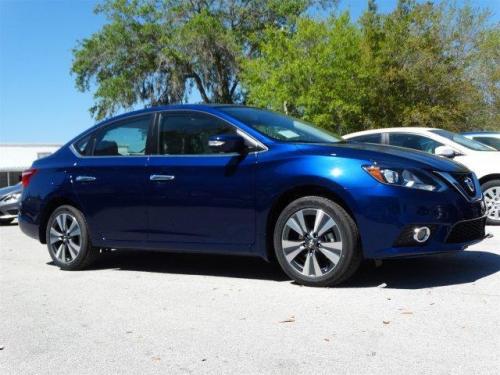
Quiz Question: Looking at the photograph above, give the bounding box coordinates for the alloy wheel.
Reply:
[281,208,343,278]
[484,186,500,222]
[49,213,82,263]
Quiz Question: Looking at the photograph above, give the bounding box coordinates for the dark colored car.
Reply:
[19,105,488,286]
[0,182,22,225]
[462,132,500,151]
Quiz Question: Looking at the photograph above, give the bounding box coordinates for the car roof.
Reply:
[95,104,248,127]
[343,127,439,138]
[462,131,500,136]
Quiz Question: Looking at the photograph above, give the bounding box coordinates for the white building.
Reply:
[0,144,62,188]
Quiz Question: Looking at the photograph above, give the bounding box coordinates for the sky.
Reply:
[0,0,498,144]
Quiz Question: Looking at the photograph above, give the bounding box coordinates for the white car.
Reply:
[343,127,500,225]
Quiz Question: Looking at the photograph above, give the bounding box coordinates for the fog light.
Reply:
[413,226,431,243]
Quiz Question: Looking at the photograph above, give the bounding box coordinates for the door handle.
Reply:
[75,175,96,182]
[150,174,175,181]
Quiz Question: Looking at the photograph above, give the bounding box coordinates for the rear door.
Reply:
[146,111,257,251]
[71,115,153,247]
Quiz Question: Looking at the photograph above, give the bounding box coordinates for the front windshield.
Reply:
[431,129,495,151]
[219,107,341,144]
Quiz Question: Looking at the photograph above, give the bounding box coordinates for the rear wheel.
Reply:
[273,196,361,287]
[482,179,500,226]
[46,205,98,270]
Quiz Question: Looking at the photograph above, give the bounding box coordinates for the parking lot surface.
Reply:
[1,224,499,374]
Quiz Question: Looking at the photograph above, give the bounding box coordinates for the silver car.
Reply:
[0,183,22,225]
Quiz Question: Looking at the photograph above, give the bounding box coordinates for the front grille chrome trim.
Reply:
[434,171,482,202]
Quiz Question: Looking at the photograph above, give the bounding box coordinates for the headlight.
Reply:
[363,165,443,192]
[4,192,21,201]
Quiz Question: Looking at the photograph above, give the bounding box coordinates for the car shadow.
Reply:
[48,249,500,289]
[344,250,500,289]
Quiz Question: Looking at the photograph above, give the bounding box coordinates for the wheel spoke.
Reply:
[55,243,65,261]
[283,240,305,262]
[49,227,62,244]
[294,210,308,235]
[317,219,336,238]
[302,252,312,276]
[313,210,325,234]
[286,217,305,236]
[311,253,323,276]
[68,223,81,237]
[67,240,79,259]
[318,244,341,265]
[56,214,67,232]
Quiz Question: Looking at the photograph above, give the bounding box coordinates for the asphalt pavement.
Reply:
[1,223,499,374]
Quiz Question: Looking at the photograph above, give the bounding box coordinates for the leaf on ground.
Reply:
[383,320,390,325]
[279,316,296,323]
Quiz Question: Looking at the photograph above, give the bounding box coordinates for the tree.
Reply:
[242,0,499,133]
[72,0,337,120]
[242,14,365,134]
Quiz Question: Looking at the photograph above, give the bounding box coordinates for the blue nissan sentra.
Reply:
[19,105,488,286]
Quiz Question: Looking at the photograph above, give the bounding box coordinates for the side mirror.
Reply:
[208,134,246,153]
[435,145,456,158]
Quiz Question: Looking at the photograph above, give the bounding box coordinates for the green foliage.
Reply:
[72,0,335,120]
[73,0,499,132]
[243,0,500,133]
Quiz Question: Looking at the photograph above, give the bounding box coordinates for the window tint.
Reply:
[93,116,151,156]
[159,112,237,155]
[388,133,443,154]
[472,136,500,150]
[220,107,341,144]
[430,129,493,151]
[74,136,91,155]
[348,133,382,144]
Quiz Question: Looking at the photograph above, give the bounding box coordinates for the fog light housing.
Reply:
[413,226,431,243]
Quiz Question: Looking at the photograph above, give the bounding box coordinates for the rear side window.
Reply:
[388,133,443,154]
[348,133,382,144]
[93,116,151,156]
[158,112,237,155]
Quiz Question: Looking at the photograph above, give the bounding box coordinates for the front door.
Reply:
[146,111,257,252]
[71,115,153,247]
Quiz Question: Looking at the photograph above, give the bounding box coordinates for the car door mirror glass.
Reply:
[208,134,246,153]
[435,145,456,158]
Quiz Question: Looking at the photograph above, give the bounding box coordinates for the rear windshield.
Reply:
[430,129,494,151]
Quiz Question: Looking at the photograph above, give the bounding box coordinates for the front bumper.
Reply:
[350,185,488,259]
[0,200,20,220]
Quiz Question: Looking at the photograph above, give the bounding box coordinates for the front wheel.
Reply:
[273,196,361,287]
[46,205,98,270]
[482,179,500,226]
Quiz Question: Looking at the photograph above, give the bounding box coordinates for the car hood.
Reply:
[297,142,470,173]
[0,183,22,197]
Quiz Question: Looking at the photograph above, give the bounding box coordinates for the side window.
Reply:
[388,133,443,154]
[158,112,238,155]
[74,135,92,156]
[93,116,151,156]
[348,133,382,144]
[473,137,500,150]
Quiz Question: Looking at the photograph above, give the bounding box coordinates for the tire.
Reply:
[482,179,500,226]
[45,205,98,270]
[273,196,362,287]
[0,218,14,225]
